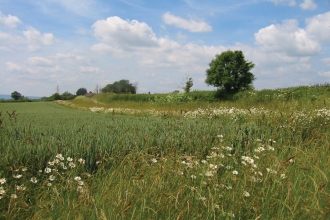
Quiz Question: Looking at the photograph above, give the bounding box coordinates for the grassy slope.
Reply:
[0,86,329,219]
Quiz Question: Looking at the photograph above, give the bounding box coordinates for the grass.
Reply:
[0,85,330,219]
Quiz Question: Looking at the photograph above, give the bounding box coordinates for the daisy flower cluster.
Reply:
[0,153,89,202]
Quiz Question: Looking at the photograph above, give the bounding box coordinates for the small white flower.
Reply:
[191,175,196,179]
[74,176,81,181]
[67,157,73,162]
[280,174,287,179]
[232,170,238,175]
[49,175,56,181]
[243,191,250,197]
[30,177,37,184]
[78,158,85,164]
[44,167,52,173]
[151,158,157,163]
[13,174,22,179]
[0,178,6,184]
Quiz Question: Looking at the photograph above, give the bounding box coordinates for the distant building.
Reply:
[84,91,95,98]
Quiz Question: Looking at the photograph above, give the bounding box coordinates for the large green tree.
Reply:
[76,88,87,96]
[205,50,255,94]
[11,91,22,100]
[101,80,136,94]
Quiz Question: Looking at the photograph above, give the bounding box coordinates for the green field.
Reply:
[0,88,330,219]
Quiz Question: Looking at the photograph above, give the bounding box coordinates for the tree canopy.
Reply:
[101,80,137,94]
[11,91,22,100]
[76,88,87,96]
[205,50,255,94]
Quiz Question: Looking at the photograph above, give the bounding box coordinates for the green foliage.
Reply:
[206,50,255,94]
[101,79,136,94]
[11,91,21,100]
[184,77,193,93]
[47,93,61,101]
[60,91,76,100]
[154,92,190,103]
[76,87,87,96]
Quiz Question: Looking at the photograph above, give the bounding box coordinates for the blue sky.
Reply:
[1,0,330,96]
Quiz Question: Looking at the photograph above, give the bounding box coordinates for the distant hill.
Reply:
[0,94,41,100]
[0,94,11,100]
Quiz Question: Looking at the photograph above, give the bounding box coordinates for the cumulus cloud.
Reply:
[0,11,22,28]
[322,58,330,67]
[300,0,317,10]
[92,16,158,49]
[318,71,330,77]
[255,19,321,56]
[6,62,23,72]
[23,26,57,51]
[269,0,296,6]
[162,12,212,32]
[27,57,53,66]
[306,11,330,42]
[79,66,100,73]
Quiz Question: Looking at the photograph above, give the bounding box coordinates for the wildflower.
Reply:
[48,161,55,166]
[201,160,207,164]
[68,162,76,168]
[77,181,84,186]
[289,158,295,163]
[0,178,6,185]
[243,191,250,197]
[0,187,5,194]
[151,158,157,163]
[280,174,287,179]
[44,167,52,173]
[200,197,207,201]
[56,154,64,160]
[30,177,37,184]
[190,175,196,179]
[78,158,85,164]
[77,186,84,193]
[67,157,73,162]
[205,171,214,177]
[232,170,238,175]
[47,182,52,187]
[217,135,223,138]
[53,159,60,164]
[13,174,22,179]
[11,194,17,199]
[209,164,218,169]
[21,167,27,172]
[49,175,56,181]
[74,176,81,181]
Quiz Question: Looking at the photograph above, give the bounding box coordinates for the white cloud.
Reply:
[255,19,321,56]
[79,66,100,73]
[23,26,57,51]
[27,57,53,66]
[299,0,317,10]
[6,62,23,72]
[322,58,330,67]
[306,11,330,42]
[0,11,22,28]
[162,12,212,32]
[269,0,296,6]
[318,71,330,77]
[92,16,158,49]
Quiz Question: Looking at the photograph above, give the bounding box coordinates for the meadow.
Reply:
[0,86,330,219]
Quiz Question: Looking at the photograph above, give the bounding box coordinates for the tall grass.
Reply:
[0,85,330,219]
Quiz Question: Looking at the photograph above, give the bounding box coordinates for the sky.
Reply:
[0,0,330,96]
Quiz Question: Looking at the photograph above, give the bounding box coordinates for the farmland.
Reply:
[0,87,330,219]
